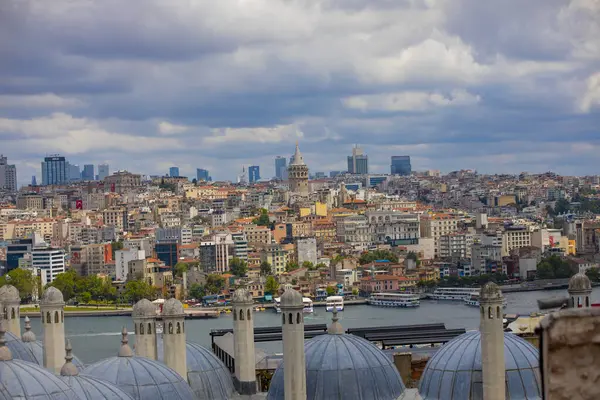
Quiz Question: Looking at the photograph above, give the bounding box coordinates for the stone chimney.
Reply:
[232,286,257,395]
[479,282,505,400]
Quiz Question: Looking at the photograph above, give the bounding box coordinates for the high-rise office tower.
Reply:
[0,155,17,191]
[67,163,81,182]
[196,168,210,182]
[248,166,260,183]
[31,176,37,186]
[41,155,68,186]
[347,145,368,174]
[169,166,180,177]
[82,164,95,181]
[275,156,287,180]
[97,164,109,181]
[391,156,412,175]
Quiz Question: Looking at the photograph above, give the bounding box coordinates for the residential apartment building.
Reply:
[502,226,532,257]
[32,247,65,285]
[438,232,474,259]
[16,194,44,210]
[296,237,317,265]
[420,214,459,257]
[471,243,502,274]
[260,244,288,275]
[231,232,249,261]
[104,171,142,194]
[102,207,127,231]
[366,210,420,244]
[243,224,271,246]
[115,248,146,281]
[337,215,370,250]
[82,243,114,276]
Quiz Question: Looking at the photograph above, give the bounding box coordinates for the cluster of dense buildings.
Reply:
[0,144,599,301]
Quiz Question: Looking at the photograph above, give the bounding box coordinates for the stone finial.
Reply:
[327,307,343,335]
[132,299,157,318]
[60,339,78,376]
[22,316,36,342]
[568,273,592,292]
[0,321,12,361]
[41,287,65,306]
[480,281,503,302]
[118,327,133,357]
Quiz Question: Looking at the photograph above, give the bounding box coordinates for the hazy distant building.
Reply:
[249,166,260,183]
[391,156,411,175]
[67,163,81,182]
[275,156,287,180]
[196,168,210,181]
[347,146,368,174]
[0,155,17,191]
[82,164,95,181]
[41,155,68,186]
[97,163,109,181]
[169,166,180,177]
[329,171,342,178]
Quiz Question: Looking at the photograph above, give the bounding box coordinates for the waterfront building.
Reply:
[347,145,368,174]
[391,155,411,175]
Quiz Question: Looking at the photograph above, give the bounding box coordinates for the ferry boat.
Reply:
[431,287,479,301]
[325,296,344,312]
[464,293,508,308]
[367,293,420,308]
[274,297,314,313]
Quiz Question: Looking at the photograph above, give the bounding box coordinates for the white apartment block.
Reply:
[420,215,460,257]
[214,233,234,273]
[366,210,420,243]
[243,224,272,246]
[102,207,127,231]
[336,215,371,250]
[438,232,474,259]
[296,237,318,266]
[31,247,66,284]
[502,227,532,257]
[115,248,146,281]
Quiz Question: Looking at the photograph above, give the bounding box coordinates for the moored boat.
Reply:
[464,293,508,308]
[325,296,344,312]
[367,292,420,308]
[431,287,479,301]
[274,297,314,313]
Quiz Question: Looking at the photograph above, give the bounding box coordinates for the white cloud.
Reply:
[158,121,189,134]
[342,89,480,112]
[203,124,304,145]
[0,94,85,109]
[578,72,600,113]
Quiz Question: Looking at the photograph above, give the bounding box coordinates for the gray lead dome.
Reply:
[60,374,134,400]
[5,331,84,371]
[0,358,80,399]
[267,333,405,400]
[418,331,541,399]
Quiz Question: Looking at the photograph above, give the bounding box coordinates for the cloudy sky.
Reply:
[1,0,599,184]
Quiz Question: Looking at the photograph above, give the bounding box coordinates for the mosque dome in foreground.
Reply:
[418,330,541,399]
[6,330,85,371]
[267,332,406,400]
[83,328,195,400]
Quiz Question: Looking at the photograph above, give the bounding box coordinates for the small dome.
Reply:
[232,288,252,304]
[568,273,592,292]
[162,298,184,316]
[0,359,81,399]
[267,333,405,400]
[0,285,20,303]
[280,287,302,307]
[83,356,195,400]
[5,331,85,371]
[61,374,134,400]
[480,281,503,301]
[154,338,235,400]
[41,287,65,305]
[418,331,541,399]
[132,299,157,318]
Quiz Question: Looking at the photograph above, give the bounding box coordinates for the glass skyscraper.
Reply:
[98,164,110,180]
[391,156,412,175]
[275,156,287,179]
[41,155,68,186]
[196,168,210,181]
[169,166,180,177]
[82,164,95,181]
[249,165,260,183]
[347,146,368,174]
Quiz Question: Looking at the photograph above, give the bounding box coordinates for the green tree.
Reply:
[174,262,189,278]
[229,257,248,277]
[315,262,327,270]
[259,261,272,276]
[79,292,92,304]
[0,268,37,300]
[301,261,314,270]
[188,283,206,300]
[536,255,574,279]
[124,279,155,303]
[554,198,571,215]
[326,286,336,296]
[265,276,279,295]
[46,270,78,301]
[285,261,299,272]
[585,267,600,282]
[352,287,359,296]
[204,274,225,295]
[358,250,399,265]
[252,209,270,226]
[111,240,124,258]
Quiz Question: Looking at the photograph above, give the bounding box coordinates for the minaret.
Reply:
[162,298,187,379]
[40,287,66,374]
[480,282,505,400]
[280,285,307,400]
[0,284,21,336]
[232,286,257,395]
[567,272,592,308]
[132,299,158,360]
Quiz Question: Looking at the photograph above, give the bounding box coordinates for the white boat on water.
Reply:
[367,293,420,308]
[274,297,314,313]
[431,287,479,301]
[464,293,508,308]
[326,296,344,312]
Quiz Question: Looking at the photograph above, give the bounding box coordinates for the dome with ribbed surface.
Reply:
[267,333,405,400]
[41,287,65,305]
[5,331,85,371]
[568,272,592,292]
[0,285,20,303]
[418,331,541,399]
[132,299,157,318]
[0,358,80,399]
[83,356,195,400]
[60,374,134,400]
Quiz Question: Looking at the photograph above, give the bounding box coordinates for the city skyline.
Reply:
[1,1,599,185]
